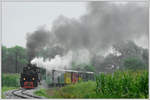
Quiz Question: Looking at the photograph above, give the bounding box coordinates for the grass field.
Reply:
[34,70,148,98]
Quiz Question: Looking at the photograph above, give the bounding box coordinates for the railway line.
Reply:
[12,88,42,99]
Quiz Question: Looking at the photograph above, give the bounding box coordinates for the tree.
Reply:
[94,41,148,72]
[84,65,95,72]
[2,46,8,72]
[142,49,148,68]
[2,45,28,73]
[112,41,148,70]
[123,57,146,70]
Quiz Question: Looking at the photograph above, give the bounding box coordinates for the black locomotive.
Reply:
[20,63,40,89]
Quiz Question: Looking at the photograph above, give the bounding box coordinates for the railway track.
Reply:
[12,88,41,99]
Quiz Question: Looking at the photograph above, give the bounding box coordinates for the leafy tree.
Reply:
[111,41,148,70]
[84,65,95,72]
[2,46,9,73]
[72,62,95,72]
[2,45,28,73]
[95,41,148,72]
[123,57,146,70]
[142,49,148,68]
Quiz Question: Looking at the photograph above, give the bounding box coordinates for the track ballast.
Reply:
[12,88,41,99]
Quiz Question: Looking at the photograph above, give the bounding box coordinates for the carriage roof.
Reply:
[52,69,94,74]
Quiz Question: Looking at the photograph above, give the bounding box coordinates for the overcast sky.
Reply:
[2,2,87,48]
[2,1,148,49]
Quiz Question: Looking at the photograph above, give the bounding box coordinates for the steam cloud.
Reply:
[27,1,148,70]
[31,51,73,70]
[31,49,91,71]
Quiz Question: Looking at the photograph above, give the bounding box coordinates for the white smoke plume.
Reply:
[31,51,72,70]
[31,49,91,71]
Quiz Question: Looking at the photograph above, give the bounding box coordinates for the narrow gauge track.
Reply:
[12,88,41,99]
[21,89,41,99]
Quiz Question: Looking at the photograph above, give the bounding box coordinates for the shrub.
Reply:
[2,73,20,87]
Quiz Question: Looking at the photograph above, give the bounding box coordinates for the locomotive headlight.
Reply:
[23,78,26,80]
[32,77,35,80]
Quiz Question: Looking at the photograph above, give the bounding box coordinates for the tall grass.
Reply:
[2,73,20,87]
[96,70,148,98]
[49,81,97,98]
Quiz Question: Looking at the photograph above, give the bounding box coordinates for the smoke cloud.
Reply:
[51,1,148,53]
[26,28,55,61]
[27,1,148,70]
[31,51,73,70]
[31,49,91,71]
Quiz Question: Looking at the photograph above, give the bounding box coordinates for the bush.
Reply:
[2,73,20,87]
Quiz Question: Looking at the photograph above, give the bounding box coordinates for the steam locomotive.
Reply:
[20,63,40,89]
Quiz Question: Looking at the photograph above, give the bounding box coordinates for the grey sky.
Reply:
[2,1,148,49]
[2,2,86,48]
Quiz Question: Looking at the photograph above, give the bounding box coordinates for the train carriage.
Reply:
[46,69,94,87]
[64,72,72,84]
[71,72,78,83]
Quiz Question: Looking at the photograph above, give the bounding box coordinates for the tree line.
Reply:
[92,41,149,72]
[2,45,28,73]
[2,41,149,73]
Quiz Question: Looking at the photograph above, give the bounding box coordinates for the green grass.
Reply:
[2,87,19,99]
[34,81,96,98]
[53,81,96,98]
[34,88,51,98]
[2,73,20,87]
[2,73,20,98]
[34,70,149,98]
